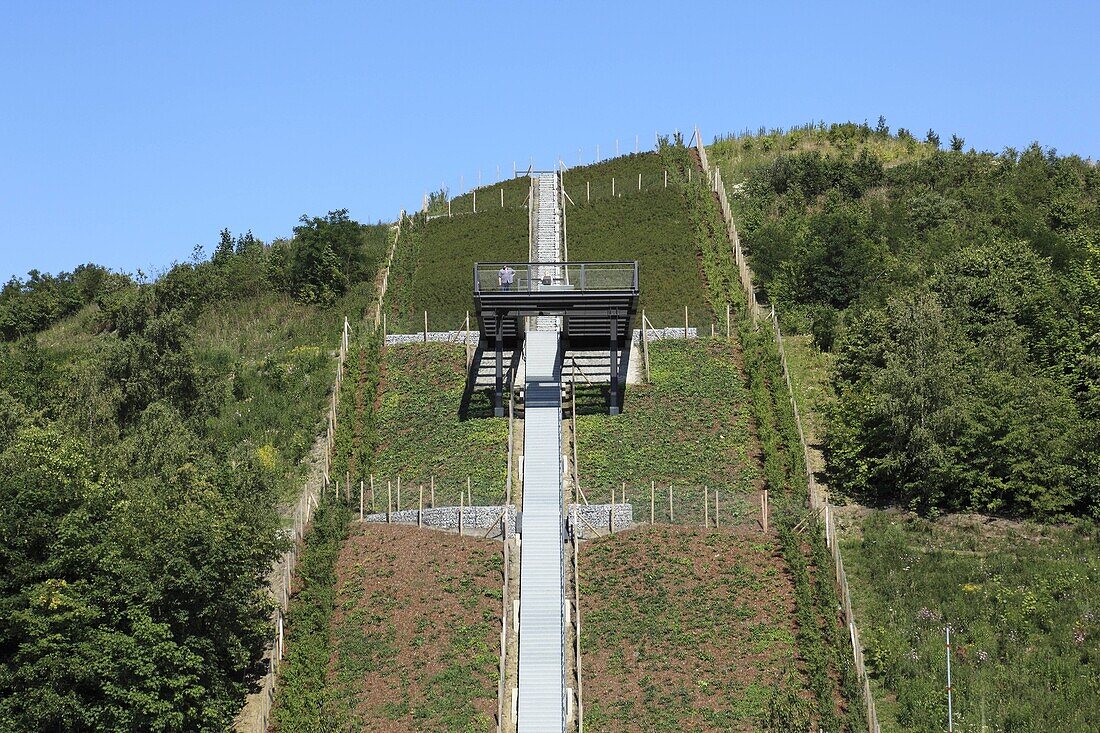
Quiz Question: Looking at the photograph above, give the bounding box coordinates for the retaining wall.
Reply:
[364,504,517,539]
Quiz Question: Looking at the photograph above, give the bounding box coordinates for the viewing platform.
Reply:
[472,261,639,415]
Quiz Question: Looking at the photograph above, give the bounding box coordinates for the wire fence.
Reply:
[694,126,880,733]
[579,483,760,533]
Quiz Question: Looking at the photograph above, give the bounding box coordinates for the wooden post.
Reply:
[704,486,709,528]
[664,169,668,188]
[711,322,715,338]
[423,311,428,343]
[612,177,615,196]
[761,490,769,533]
[650,481,655,524]
[387,481,392,523]
[609,485,615,535]
[637,172,641,191]
[448,199,451,217]
[668,484,674,523]
[684,305,689,337]
[418,485,423,527]
[382,312,387,340]
[473,189,477,214]
[586,180,590,202]
[500,187,504,207]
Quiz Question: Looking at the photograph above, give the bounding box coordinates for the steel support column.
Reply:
[494,312,505,417]
[609,310,620,415]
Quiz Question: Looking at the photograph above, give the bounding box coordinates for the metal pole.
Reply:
[947,625,954,733]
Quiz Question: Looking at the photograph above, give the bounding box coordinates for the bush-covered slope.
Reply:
[0,215,389,730]
[708,121,1100,518]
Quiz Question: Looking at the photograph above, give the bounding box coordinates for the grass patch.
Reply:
[707,122,937,184]
[842,512,1100,733]
[386,208,529,333]
[374,343,508,505]
[271,501,352,730]
[779,334,833,448]
[580,525,805,732]
[576,339,758,521]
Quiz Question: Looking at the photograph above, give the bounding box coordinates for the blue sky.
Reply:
[2,1,1097,281]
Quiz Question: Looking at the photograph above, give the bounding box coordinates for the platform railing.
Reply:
[474,262,638,293]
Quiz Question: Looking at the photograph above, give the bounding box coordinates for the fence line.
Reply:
[238,316,351,733]
[694,126,880,733]
[373,211,405,329]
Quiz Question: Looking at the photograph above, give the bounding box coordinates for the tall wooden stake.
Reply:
[423,311,428,343]
[684,305,689,337]
[650,481,655,524]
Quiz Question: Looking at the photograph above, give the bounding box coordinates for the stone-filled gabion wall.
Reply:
[566,503,634,539]
[363,504,516,539]
[385,332,481,346]
[383,328,696,347]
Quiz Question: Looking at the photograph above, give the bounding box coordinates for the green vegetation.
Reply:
[0,212,387,730]
[709,119,939,184]
[374,344,508,504]
[564,155,708,326]
[581,525,805,732]
[576,339,758,515]
[270,501,352,730]
[323,525,502,732]
[708,121,1100,518]
[386,208,529,332]
[842,512,1100,732]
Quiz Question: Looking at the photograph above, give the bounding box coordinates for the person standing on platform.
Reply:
[498,264,515,291]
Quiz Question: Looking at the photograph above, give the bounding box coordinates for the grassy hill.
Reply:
[385,153,713,331]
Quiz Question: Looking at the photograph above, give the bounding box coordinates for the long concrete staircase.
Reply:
[531,172,563,332]
[517,170,568,732]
